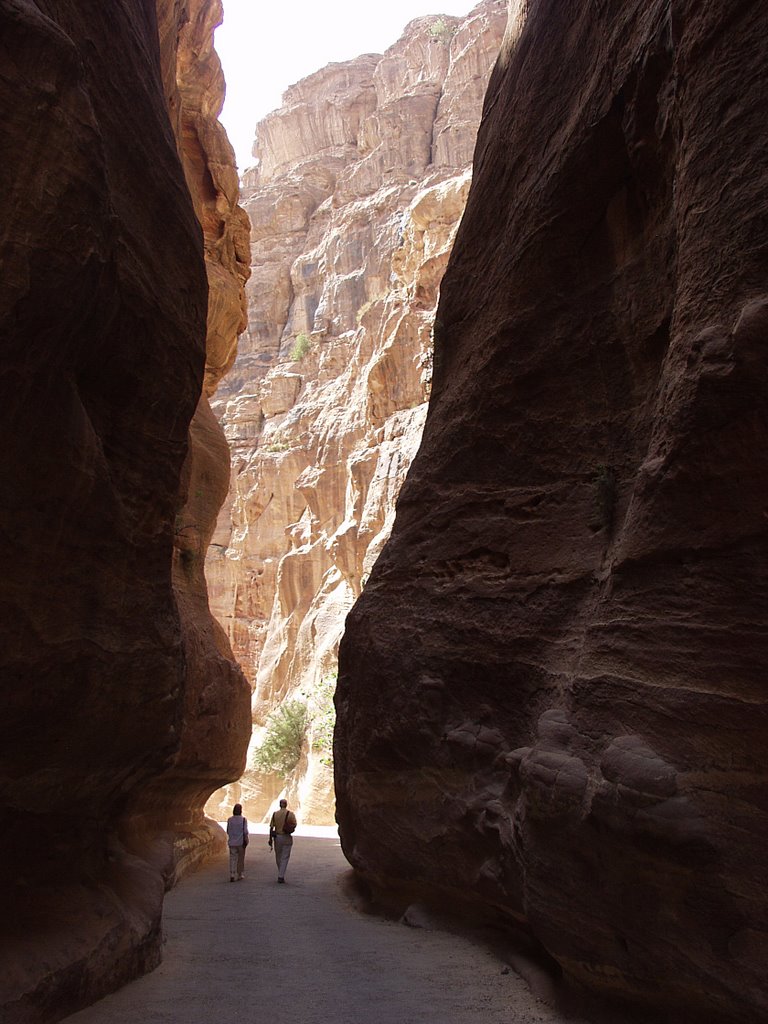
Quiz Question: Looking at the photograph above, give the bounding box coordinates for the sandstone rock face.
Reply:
[162,0,251,836]
[0,2,249,1021]
[335,2,768,1022]
[205,2,507,824]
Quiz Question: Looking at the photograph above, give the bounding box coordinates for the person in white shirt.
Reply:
[226,803,249,882]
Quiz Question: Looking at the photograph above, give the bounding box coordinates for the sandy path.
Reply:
[66,827,590,1024]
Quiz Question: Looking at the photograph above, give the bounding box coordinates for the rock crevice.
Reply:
[206,1,507,823]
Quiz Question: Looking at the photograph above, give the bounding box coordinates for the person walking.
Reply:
[226,803,249,882]
[268,798,296,883]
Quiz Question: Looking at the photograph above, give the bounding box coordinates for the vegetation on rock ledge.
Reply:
[290,332,311,361]
[306,674,336,768]
[253,700,308,776]
[428,17,456,44]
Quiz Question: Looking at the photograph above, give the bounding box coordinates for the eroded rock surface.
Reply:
[0,1,249,1020]
[336,1,768,1022]
[205,1,506,824]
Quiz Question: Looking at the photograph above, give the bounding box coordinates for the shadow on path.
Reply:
[65,829,588,1024]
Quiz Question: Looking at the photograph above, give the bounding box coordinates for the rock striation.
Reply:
[0,1,249,1021]
[335,1,768,1022]
[205,1,507,824]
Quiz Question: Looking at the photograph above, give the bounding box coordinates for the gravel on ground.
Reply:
[65,826,593,1024]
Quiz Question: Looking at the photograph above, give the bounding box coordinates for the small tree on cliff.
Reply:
[305,674,336,768]
[428,17,456,43]
[253,701,308,776]
[290,332,311,361]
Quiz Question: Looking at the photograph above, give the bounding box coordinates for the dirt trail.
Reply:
[65,827,591,1024]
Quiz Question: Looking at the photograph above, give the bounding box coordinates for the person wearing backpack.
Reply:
[268,798,296,883]
[226,803,249,882]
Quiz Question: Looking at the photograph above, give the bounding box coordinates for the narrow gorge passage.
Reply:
[64,830,587,1024]
[4,0,766,1019]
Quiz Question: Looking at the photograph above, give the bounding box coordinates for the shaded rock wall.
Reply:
[335,1,768,1022]
[0,1,249,1020]
[155,0,251,842]
[205,1,506,824]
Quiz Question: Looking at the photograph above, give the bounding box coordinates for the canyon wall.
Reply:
[205,1,507,824]
[0,2,249,1021]
[335,1,768,1022]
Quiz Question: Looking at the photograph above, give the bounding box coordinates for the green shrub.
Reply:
[307,675,336,768]
[428,17,455,43]
[290,332,311,361]
[253,701,308,776]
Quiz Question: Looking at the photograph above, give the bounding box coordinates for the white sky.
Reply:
[215,0,479,171]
